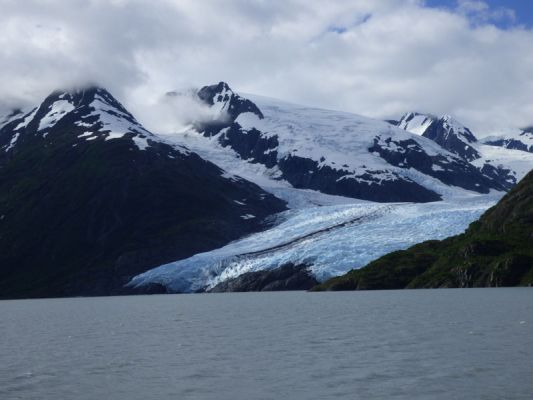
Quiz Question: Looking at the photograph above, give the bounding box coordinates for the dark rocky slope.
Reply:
[0,87,286,299]
[313,169,533,291]
[209,263,318,292]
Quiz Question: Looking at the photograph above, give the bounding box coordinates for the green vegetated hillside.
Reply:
[314,169,533,291]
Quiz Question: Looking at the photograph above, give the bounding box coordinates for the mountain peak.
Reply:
[197,81,233,105]
[196,82,264,125]
[396,111,479,161]
[422,115,479,161]
[398,112,477,143]
[437,115,477,144]
[15,86,141,141]
[0,85,155,155]
[397,112,436,135]
[42,86,130,116]
[216,81,232,92]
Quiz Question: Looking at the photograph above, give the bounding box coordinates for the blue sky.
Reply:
[425,0,533,28]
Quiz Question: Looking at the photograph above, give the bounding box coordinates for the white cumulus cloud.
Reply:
[0,0,532,135]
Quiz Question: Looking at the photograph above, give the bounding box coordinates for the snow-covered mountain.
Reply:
[396,112,480,161]
[483,128,533,153]
[0,88,155,156]
[395,111,533,188]
[125,82,533,294]
[2,81,532,297]
[397,112,435,135]
[185,82,513,203]
[0,86,286,298]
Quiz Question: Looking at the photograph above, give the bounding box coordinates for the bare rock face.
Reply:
[209,263,318,292]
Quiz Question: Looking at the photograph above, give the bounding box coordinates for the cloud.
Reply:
[127,88,228,135]
[455,0,516,25]
[0,0,532,135]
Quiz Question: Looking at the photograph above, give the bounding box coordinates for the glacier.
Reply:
[128,190,501,293]
[127,89,530,293]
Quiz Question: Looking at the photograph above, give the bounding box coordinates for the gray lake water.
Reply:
[1,289,532,400]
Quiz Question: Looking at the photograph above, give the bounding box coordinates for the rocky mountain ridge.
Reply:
[0,86,286,299]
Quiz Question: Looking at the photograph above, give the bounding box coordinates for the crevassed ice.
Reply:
[129,192,501,293]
